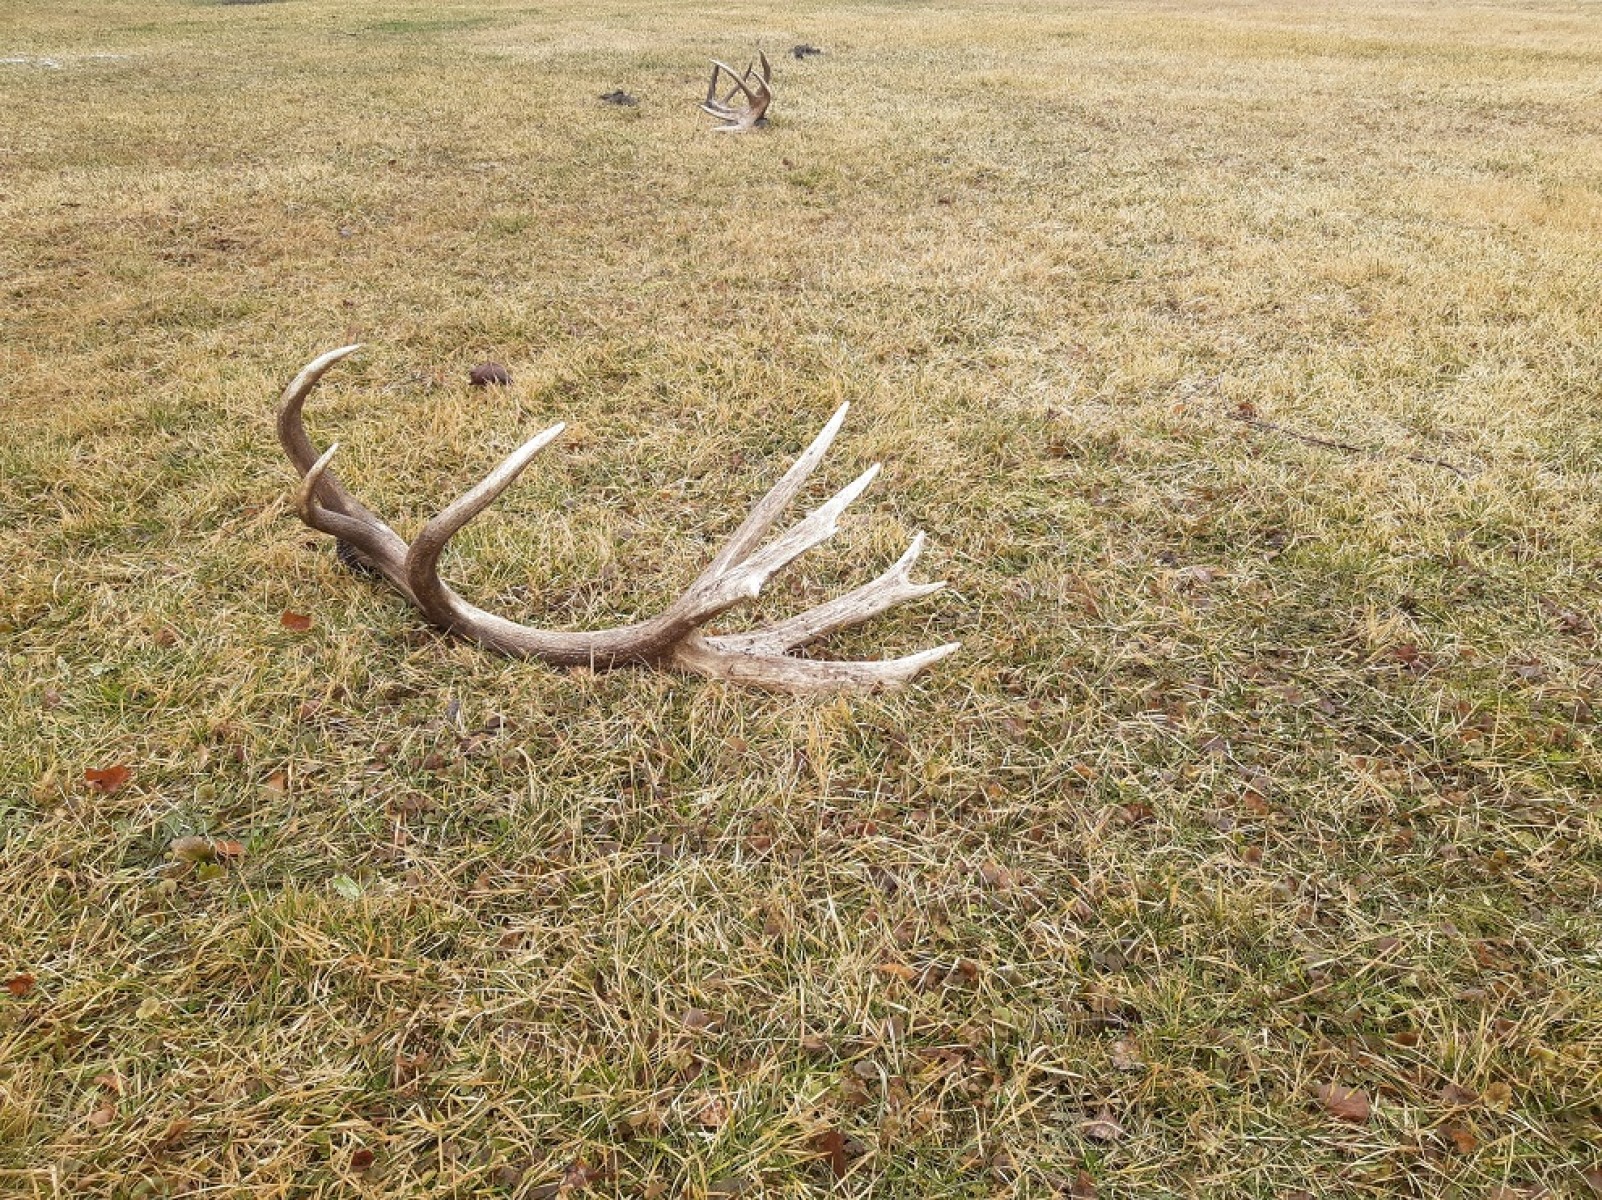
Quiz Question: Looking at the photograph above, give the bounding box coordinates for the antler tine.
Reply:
[677,461,881,620]
[276,344,412,582]
[277,344,366,505]
[672,636,961,694]
[709,532,949,655]
[406,423,567,623]
[717,463,881,594]
[757,49,772,85]
[276,349,956,691]
[725,59,754,105]
[708,59,758,105]
[703,61,730,111]
[698,60,742,116]
[705,403,850,574]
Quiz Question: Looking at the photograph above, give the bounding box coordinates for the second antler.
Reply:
[700,51,772,132]
[277,346,958,693]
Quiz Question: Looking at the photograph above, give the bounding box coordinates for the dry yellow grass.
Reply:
[3,0,1601,1196]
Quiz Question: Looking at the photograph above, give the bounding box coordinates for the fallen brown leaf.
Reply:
[696,1096,730,1128]
[1081,1106,1125,1142]
[280,610,313,632]
[1110,1038,1144,1072]
[493,1165,524,1189]
[1315,1082,1371,1123]
[561,1158,599,1189]
[1446,1124,1478,1153]
[85,765,131,793]
[977,860,1016,889]
[810,1129,858,1180]
[5,974,35,998]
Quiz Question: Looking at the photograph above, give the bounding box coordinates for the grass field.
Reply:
[4,0,1602,1195]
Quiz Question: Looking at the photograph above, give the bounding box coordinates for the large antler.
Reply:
[700,51,772,132]
[276,346,958,692]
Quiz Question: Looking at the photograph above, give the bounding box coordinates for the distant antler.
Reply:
[700,51,772,132]
[276,346,958,692]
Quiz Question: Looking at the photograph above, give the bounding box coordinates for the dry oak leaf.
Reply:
[279,610,313,632]
[977,860,1016,889]
[1445,1124,1478,1154]
[810,1129,864,1180]
[85,765,131,793]
[1482,1081,1514,1108]
[1081,1106,1125,1142]
[695,1096,731,1128]
[351,1147,375,1171]
[156,1118,193,1151]
[1110,1038,1144,1072]
[5,974,36,997]
[1315,1082,1371,1123]
[557,1159,599,1192]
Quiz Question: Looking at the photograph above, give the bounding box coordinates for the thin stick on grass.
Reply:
[1228,412,1474,480]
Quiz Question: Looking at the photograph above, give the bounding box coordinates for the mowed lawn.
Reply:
[3,0,1601,1195]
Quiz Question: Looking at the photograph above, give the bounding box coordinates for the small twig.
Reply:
[1228,412,1473,480]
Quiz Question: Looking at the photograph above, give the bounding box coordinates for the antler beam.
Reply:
[276,346,958,692]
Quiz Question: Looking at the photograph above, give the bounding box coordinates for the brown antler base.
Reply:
[276,346,958,693]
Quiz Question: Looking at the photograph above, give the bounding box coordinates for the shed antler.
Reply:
[700,51,772,132]
[276,346,958,692]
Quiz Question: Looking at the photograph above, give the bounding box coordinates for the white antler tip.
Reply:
[315,343,364,370]
[309,441,341,474]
